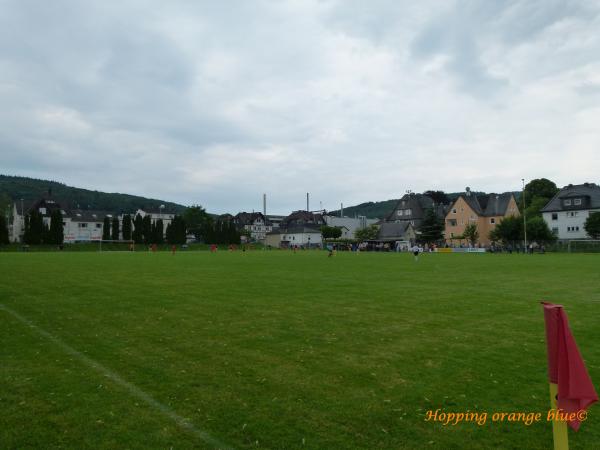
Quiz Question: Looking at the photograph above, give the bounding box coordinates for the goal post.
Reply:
[567,240,600,253]
[97,240,135,252]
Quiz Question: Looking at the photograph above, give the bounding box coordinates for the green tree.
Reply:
[462,223,479,246]
[355,224,379,241]
[489,216,521,246]
[524,178,559,207]
[183,205,212,240]
[423,190,449,205]
[584,212,600,239]
[0,215,9,244]
[321,225,342,240]
[419,208,444,243]
[526,216,556,244]
[142,215,152,244]
[521,178,558,219]
[525,196,550,218]
[42,222,51,244]
[132,214,144,244]
[24,210,44,244]
[49,209,64,245]
[167,215,187,245]
[111,217,120,240]
[23,213,31,244]
[102,217,111,240]
[122,214,132,241]
[154,219,164,244]
[0,193,12,221]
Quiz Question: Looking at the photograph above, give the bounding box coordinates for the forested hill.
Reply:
[328,199,400,220]
[0,175,186,214]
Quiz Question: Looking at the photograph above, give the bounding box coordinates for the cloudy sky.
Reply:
[1,0,599,213]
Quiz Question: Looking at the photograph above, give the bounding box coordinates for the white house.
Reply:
[10,197,176,243]
[541,183,600,241]
[280,226,322,247]
[233,212,272,241]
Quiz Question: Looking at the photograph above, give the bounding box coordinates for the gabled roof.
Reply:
[281,210,325,227]
[377,222,412,240]
[541,183,600,212]
[483,193,515,216]
[233,212,268,226]
[386,193,450,221]
[449,191,516,217]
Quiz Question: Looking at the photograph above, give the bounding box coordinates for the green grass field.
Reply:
[1,251,599,449]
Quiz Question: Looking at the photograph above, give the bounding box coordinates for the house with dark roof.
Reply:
[376,222,417,245]
[541,183,600,240]
[232,212,272,241]
[444,188,520,246]
[386,193,450,229]
[264,211,325,248]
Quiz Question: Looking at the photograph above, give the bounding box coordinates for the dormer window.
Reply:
[564,199,572,206]
[574,198,582,206]
[397,210,403,216]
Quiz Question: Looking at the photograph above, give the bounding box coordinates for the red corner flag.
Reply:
[542,302,598,430]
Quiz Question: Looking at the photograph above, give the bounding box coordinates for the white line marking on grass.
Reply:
[0,303,233,450]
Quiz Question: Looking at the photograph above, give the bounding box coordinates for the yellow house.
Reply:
[445,189,520,246]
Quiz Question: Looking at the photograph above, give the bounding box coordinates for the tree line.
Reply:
[20,209,64,245]
[0,205,242,246]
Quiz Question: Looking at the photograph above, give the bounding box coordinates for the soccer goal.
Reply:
[567,240,600,253]
[97,240,135,252]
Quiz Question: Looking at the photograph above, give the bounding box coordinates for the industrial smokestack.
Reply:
[340,203,343,218]
[306,193,309,211]
[263,193,266,217]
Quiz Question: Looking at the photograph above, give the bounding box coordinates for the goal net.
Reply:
[97,240,135,252]
[567,240,600,253]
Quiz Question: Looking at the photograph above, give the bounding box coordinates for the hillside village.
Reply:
[2,178,599,250]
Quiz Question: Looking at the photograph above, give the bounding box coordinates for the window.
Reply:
[79,223,87,228]
[96,223,102,228]
[552,228,558,235]
[448,219,457,226]
[452,208,457,214]
[568,212,578,217]
[564,199,572,206]
[574,198,582,205]
[397,210,403,216]
[405,209,412,215]
[490,218,496,224]
[551,213,558,220]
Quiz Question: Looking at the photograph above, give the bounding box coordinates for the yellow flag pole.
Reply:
[549,383,569,450]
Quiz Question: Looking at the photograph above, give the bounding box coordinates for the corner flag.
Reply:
[542,302,598,432]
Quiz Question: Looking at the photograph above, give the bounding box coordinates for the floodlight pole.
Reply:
[522,179,527,252]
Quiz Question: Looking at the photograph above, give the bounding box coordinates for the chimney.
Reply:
[306,193,309,212]
[340,203,344,218]
[263,193,266,217]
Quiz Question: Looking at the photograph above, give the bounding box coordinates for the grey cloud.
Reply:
[1,0,599,213]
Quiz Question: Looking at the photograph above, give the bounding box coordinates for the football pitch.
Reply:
[1,251,599,449]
